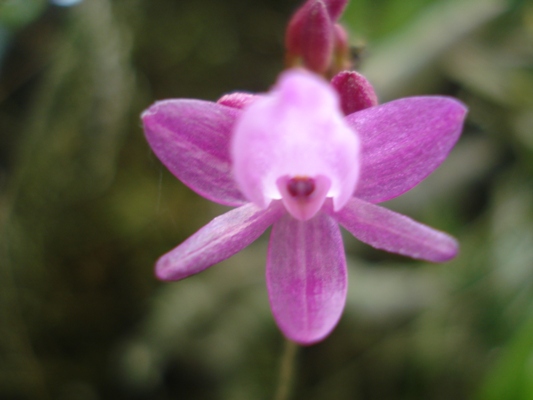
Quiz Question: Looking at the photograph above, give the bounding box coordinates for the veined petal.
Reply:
[156,202,284,281]
[327,198,458,262]
[347,96,467,203]
[217,92,259,109]
[142,99,247,206]
[267,212,347,345]
[232,69,360,214]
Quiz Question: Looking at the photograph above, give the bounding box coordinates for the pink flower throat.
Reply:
[287,177,315,198]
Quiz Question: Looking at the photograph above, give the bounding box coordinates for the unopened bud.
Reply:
[331,70,378,115]
[285,0,334,74]
[323,0,348,21]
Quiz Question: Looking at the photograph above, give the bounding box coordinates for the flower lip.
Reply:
[277,174,331,221]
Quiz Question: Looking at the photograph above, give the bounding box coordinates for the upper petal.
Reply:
[267,212,347,345]
[326,197,458,262]
[155,202,284,281]
[231,69,360,213]
[347,96,467,203]
[142,99,247,206]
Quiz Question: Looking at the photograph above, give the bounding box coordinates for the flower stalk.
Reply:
[274,340,299,400]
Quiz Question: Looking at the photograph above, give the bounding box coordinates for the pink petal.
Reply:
[267,212,347,345]
[331,70,378,115]
[231,69,360,214]
[142,99,247,206]
[327,198,458,262]
[347,96,467,203]
[156,202,284,281]
[217,92,259,109]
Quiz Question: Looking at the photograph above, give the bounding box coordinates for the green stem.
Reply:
[274,339,299,400]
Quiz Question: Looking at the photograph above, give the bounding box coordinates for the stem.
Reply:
[274,339,299,400]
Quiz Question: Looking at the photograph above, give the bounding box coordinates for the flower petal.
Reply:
[156,202,284,281]
[217,92,259,109]
[327,197,458,262]
[267,212,347,345]
[347,96,467,203]
[232,69,360,212]
[142,99,247,206]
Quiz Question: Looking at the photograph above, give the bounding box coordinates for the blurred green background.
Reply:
[1,0,532,399]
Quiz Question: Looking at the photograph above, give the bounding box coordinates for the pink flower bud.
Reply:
[285,0,334,74]
[331,70,378,115]
[331,23,352,72]
[323,0,348,20]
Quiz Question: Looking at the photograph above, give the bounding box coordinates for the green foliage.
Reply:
[0,0,47,30]
[478,315,533,400]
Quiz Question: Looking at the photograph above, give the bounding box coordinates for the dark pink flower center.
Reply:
[287,177,315,198]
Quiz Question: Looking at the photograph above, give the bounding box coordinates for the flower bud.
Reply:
[323,0,348,20]
[285,0,334,74]
[331,70,378,115]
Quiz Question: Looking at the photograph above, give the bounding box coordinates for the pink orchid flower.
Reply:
[142,69,467,345]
